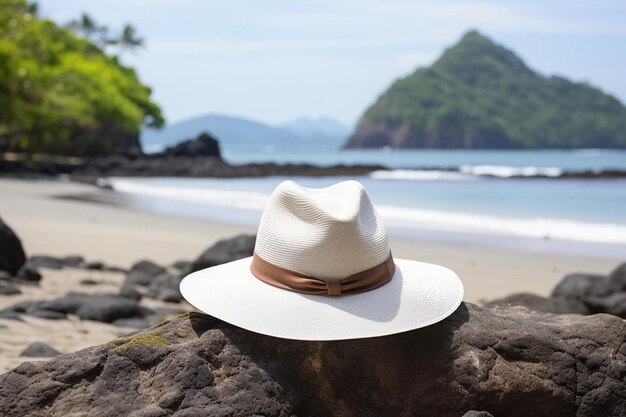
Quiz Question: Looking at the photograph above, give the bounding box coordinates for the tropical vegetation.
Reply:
[0,0,163,156]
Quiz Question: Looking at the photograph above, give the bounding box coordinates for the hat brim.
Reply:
[180,257,463,341]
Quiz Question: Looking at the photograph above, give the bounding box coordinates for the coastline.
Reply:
[0,177,620,304]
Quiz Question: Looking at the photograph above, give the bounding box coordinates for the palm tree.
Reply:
[68,13,110,46]
[26,2,38,16]
[70,14,97,37]
[117,24,145,53]
[67,15,145,55]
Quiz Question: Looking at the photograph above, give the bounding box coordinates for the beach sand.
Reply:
[0,177,621,371]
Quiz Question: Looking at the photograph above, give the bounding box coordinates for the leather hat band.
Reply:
[250,252,395,296]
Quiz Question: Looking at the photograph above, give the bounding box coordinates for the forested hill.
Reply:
[344,31,626,149]
[0,0,163,156]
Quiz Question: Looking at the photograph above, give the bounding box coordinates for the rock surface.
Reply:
[124,260,167,287]
[20,342,61,358]
[24,255,65,270]
[0,285,21,296]
[0,217,26,276]
[549,263,626,318]
[23,255,85,270]
[120,260,185,302]
[39,293,152,323]
[190,234,256,273]
[0,293,153,323]
[1,304,624,416]
[488,263,626,319]
[484,292,589,314]
[609,263,626,291]
[15,264,42,283]
[551,273,613,299]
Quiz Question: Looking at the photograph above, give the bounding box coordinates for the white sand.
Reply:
[0,177,621,371]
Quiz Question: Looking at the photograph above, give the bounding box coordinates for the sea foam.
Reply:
[378,205,626,245]
[108,178,626,245]
[459,165,562,177]
[369,170,472,180]
[370,165,563,180]
[109,179,268,211]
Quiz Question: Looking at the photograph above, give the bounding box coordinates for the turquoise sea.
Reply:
[106,149,626,258]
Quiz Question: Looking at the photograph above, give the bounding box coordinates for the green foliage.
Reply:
[0,0,163,155]
[359,31,626,148]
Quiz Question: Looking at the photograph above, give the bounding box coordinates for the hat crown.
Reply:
[255,180,390,280]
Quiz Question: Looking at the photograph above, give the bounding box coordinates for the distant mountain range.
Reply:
[141,114,350,153]
[345,30,626,149]
[282,117,352,141]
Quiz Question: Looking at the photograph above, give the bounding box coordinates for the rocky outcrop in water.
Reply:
[158,132,221,158]
[0,153,384,180]
[1,303,624,416]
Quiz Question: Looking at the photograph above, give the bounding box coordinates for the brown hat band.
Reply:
[250,252,395,296]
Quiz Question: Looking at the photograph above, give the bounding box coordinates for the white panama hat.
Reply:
[180,180,463,341]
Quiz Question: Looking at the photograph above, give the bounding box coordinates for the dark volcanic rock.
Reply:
[0,300,65,320]
[160,132,221,158]
[62,255,85,267]
[15,264,42,283]
[38,293,152,323]
[126,260,167,287]
[0,309,22,320]
[171,260,192,275]
[21,254,85,270]
[585,293,626,318]
[26,255,65,270]
[551,273,612,299]
[609,262,626,291]
[190,234,256,273]
[0,217,26,276]
[549,264,626,318]
[0,285,21,296]
[85,261,105,270]
[484,292,589,314]
[1,305,625,416]
[121,260,173,301]
[69,155,383,181]
[21,342,61,358]
[147,272,183,303]
[28,309,67,320]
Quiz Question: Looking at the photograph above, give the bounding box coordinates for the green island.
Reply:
[345,30,626,149]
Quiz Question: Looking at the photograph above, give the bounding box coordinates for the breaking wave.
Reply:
[371,165,563,180]
[107,178,626,245]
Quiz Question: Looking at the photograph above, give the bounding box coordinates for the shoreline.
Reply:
[0,177,620,304]
[4,151,626,181]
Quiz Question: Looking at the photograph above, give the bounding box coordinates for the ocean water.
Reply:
[222,148,626,172]
[105,149,626,258]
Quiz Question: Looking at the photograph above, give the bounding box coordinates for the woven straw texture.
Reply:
[255,180,389,280]
[180,180,464,340]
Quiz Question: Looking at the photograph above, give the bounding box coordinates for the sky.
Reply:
[37,0,626,127]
